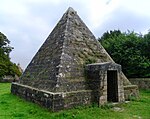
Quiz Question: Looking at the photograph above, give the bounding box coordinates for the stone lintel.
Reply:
[86,62,121,72]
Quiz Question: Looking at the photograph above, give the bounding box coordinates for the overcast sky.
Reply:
[0,0,150,69]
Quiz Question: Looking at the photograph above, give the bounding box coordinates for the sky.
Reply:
[0,0,150,69]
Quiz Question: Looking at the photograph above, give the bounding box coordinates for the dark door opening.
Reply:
[107,70,118,102]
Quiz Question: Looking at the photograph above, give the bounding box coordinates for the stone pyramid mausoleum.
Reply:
[11,7,138,111]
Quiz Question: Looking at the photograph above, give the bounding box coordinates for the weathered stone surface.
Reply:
[11,7,139,111]
[129,78,150,90]
[124,85,139,100]
[86,62,125,104]
[0,75,19,83]
[18,7,131,92]
[11,82,93,111]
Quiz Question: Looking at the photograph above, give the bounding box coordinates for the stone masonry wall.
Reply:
[11,82,92,111]
[129,78,150,90]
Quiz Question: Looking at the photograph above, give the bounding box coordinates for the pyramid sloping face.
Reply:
[20,7,130,92]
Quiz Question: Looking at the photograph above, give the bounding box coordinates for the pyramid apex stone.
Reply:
[67,7,76,12]
[64,7,77,18]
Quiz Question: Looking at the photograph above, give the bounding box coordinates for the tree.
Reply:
[142,31,150,59]
[99,30,150,78]
[0,32,21,78]
[0,32,13,55]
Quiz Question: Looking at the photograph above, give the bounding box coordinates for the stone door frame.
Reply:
[86,62,125,105]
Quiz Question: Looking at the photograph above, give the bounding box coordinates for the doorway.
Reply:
[107,70,118,102]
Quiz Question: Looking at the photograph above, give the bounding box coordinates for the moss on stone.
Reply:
[84,57,97,65]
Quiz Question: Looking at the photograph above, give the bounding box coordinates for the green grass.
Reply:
[0,83,150,119]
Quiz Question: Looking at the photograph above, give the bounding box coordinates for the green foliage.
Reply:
[0,32,13,55]
[99,30,150,78]
[0,32,21,78]
[0,83,150,119]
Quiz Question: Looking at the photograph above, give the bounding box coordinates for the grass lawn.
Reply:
[0,83,150,119]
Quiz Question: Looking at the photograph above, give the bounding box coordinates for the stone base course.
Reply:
[11,82,139,111]
[11,82,93,111]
